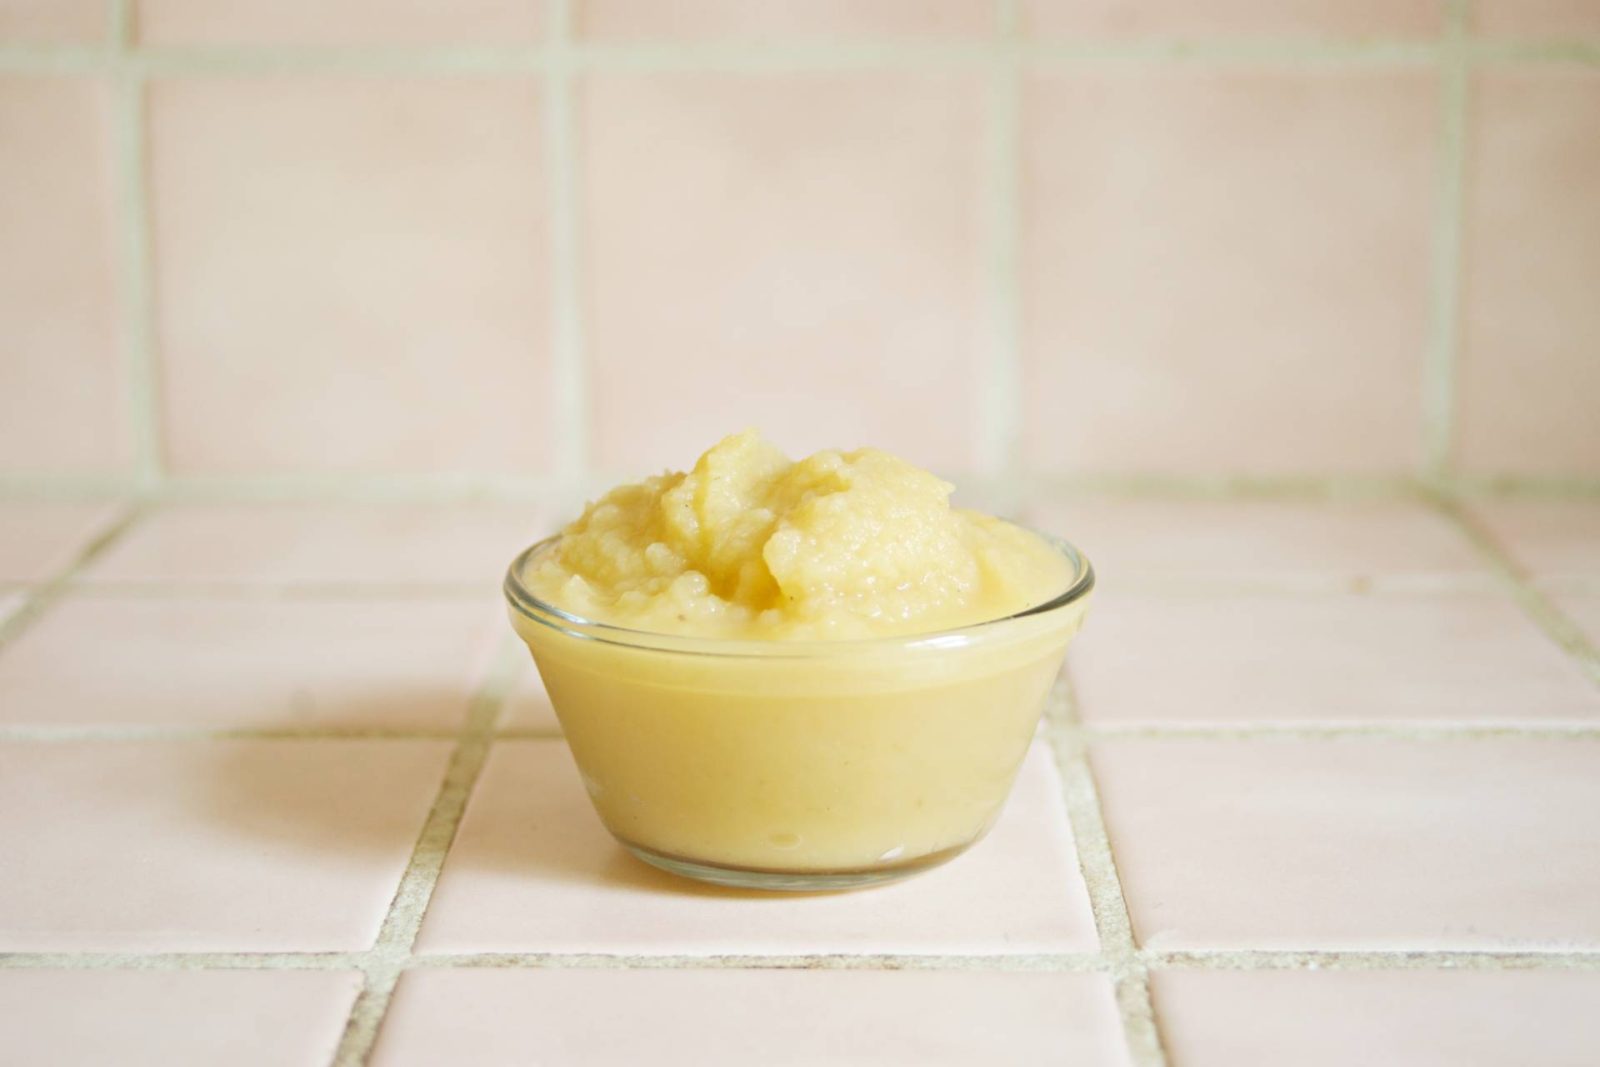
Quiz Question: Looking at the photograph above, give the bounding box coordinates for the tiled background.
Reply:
[1,0,1597,492]
[2,2,1599,1066]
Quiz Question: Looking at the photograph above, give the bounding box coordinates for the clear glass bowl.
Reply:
[503,534,1094,891]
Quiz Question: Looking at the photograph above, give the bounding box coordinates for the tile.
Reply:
[0,0,106,42]
[0,590,23,624]
[1549,592,1600,646]
[0,970,362,1067]
[1476,1,1600,36]
[0,77,127,475]
[1470,501,1600,583]
[1458,68,1600,476]
[1091,738,1600,950]
[84,502,545,587]
[0,595,500,729]
[418,741,1096,954]
[0,500,121,582]
[1019,0,1439,39]
[1072,590,1599,725]
[139,0,540,45]
[1022,69,1435,476]
[0,739,450,950]
[376,969,1130,1067]
[579,0,992,41]
[1152,970,1600,1067]
[1027,498,1484,586]
[148,77,550,476]
[583,72,986,476]
[498,659,559,732]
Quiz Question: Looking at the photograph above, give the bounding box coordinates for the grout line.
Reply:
[409,952,1110,971]
[0,951,368,970]
[0,504,144,654]
[1082,723,1600,741]
[328,635,522,1067]
[544,0,588,494]
[976,2,1023,512]
[1440,499,1600,685]
[1042,670,1168,1067]
[0,725,468,743]
[1421,0,1471,483]
[1148,949,1600,972]
[109,1,163,491]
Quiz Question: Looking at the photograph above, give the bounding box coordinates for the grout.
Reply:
[0,504,144,653]
[544,0,588,495]
[1439,498,1600,685]
[975,1,1023,511]
[0,951,368,971]
[409,952,1109,971]
[0,725,468,743]
[1148,949,1600,972]
[1042,670,1169,1067]
[1082,723,1600,741]
[327,635,522,1067]
[1421,0,1472,483]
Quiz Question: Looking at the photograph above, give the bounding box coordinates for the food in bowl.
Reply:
[504,430,1093,890]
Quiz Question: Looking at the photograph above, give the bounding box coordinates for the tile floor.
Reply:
[0,496,1596,1065]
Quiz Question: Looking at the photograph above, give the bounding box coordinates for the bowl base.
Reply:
[619,839,973,892]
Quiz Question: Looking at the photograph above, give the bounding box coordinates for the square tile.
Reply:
[1022,69,1436,476]
[1152,970,1600,1067]
[138,0,539,46]
[1091,738,1600,950]
[1071,590,1599,725]
[1470,500,1600,583]
[498,659,559,733]
[1549,592,1600,647]
[1019,0,1440,39]
[376,969,1130,1067]
[582,72,986,476]
[418,741,1097,954]
[1458,68,1600,476]
[1027,498,1485,587]
[1476,2,1600,36]
[0,0,106,42]
[148,77,550,476]
[83,502,546,588]
[0,77,127,475]
[578,0,992,40]
[0,739,450,950]
[0,595,500,729]
[0,500,122,582]
[0,970,362,1067]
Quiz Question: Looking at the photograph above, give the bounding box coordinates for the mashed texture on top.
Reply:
[529,431,1073,639]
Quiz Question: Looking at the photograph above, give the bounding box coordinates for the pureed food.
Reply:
[507,431,1093,889]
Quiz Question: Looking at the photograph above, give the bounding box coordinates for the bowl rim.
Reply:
[503,529,1095,658]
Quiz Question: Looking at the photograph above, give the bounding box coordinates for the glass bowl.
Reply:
[503,533,1094,891]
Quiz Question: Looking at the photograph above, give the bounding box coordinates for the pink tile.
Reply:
[148,78,550,476]
[418,741,1096,954]
[0,739,449,950]
[1549,592,1600,646]
[1072,590,1599,725]
[1153,970,1600,1067]
[0,595,500,729]
[376,969,1130,1067]
[0,970,362,1067]
[0,591,23,623]
[0,500,121,582]
[1092,738,1600,950]
[0,0,105,42]
[84,502,546,587]
[139,0,539,45]
[582,73,986,476]
[498,659,559,732]
[1476,2,1600,36]
[1022,69,1435,476]
[0,77,127,475]
[579,0,992,40]
[1028,498,1485,586]
[1019,0,1439,38]
[1470,501,1600,583]
[1458,68,1600,476]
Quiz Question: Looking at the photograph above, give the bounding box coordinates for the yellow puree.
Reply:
[515,432,1086,877]
[529,430,1072,639]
